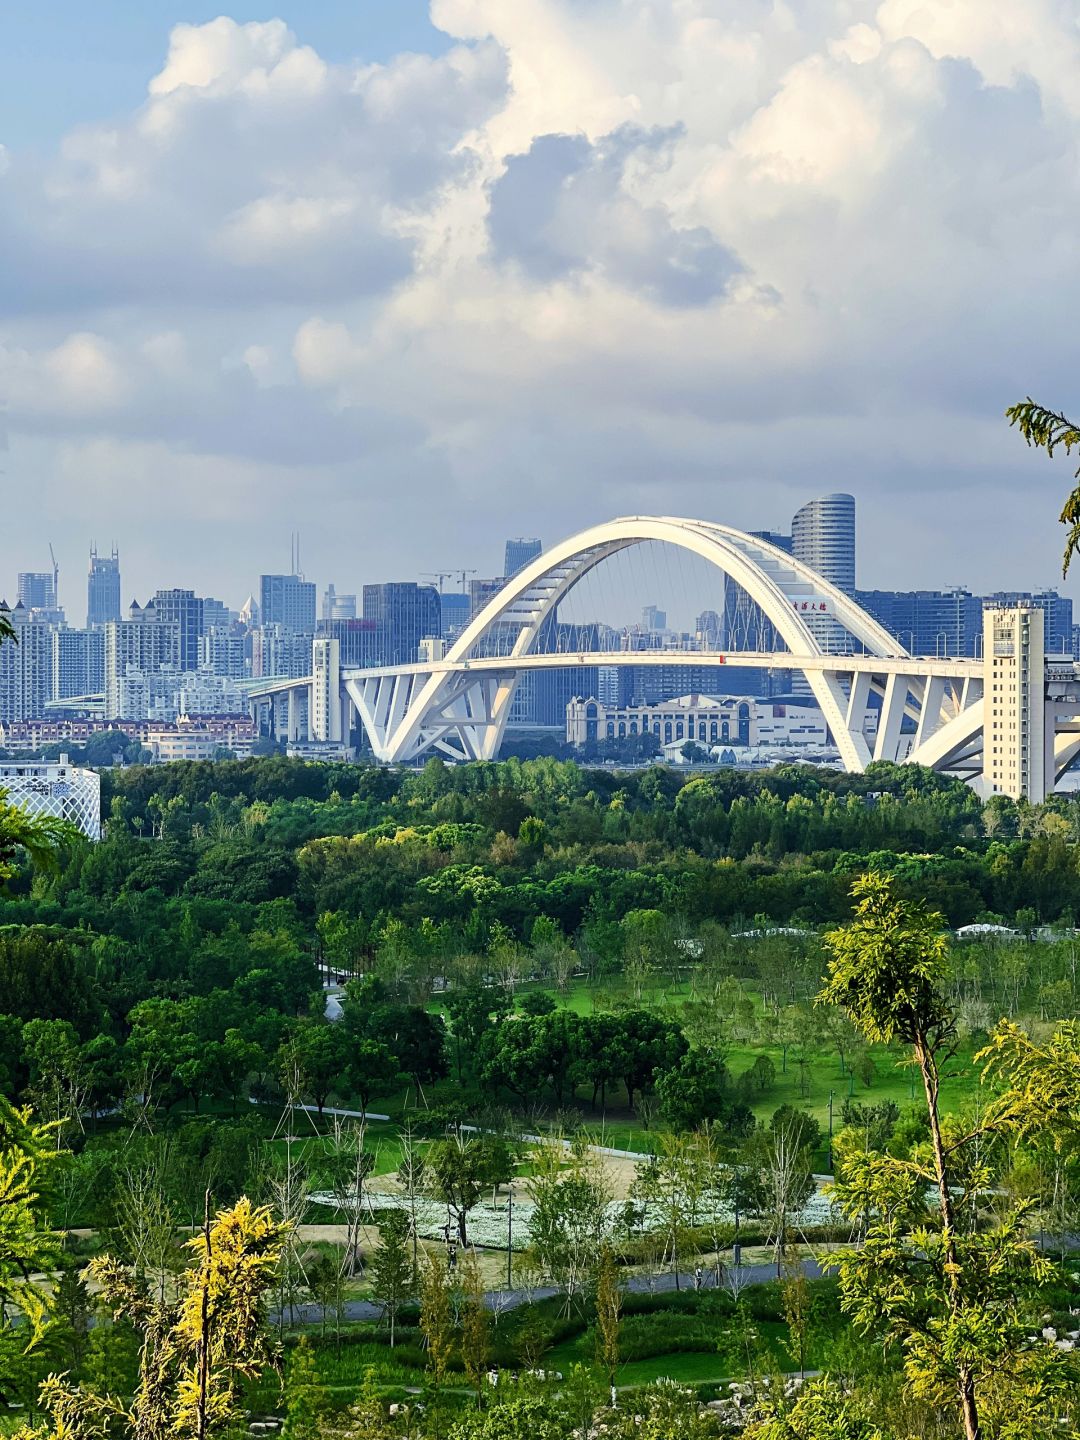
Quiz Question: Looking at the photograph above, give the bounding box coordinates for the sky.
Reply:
[2,0,1080,615]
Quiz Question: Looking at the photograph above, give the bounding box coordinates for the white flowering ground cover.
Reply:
[308,1183,842,1252]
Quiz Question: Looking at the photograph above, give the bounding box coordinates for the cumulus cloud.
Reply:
[3,3,1080,600]
[488,126,742,305]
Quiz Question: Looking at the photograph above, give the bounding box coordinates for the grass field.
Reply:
[364,970,985,1163]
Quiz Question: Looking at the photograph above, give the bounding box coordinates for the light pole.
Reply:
[507,1188,513,1289]
[828,1090,835,1172]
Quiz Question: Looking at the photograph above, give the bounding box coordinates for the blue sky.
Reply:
[1,2,446,146]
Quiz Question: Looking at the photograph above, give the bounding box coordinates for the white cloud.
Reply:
[4,3,1080,600]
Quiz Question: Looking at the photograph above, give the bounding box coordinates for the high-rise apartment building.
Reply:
[199,627,246,679]
[260,574,316,633]
[311,637,342,742]
[0,606,53,723]
[105,614,181,718]
[200,597,234,633]
[439,592,471,641]
[791,493,856,594]
[52,628,105,700]
[87,547,121,628]
[18,572,57,613]
[250,624,312,680]
[152,589,204,670]
[363,583,441,666]
[983,605,1046,801]
[504,538,542,578]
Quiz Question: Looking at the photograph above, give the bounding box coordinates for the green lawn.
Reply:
[544,1316,822,1389]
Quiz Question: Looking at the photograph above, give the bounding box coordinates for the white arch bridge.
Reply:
[250,516,1080,790]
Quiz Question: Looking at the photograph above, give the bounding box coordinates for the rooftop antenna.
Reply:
[48,543,58,605]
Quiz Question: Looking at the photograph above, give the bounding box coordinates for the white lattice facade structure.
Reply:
[0,754,100,839]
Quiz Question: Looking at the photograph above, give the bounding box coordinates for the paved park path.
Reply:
[275,1255,826,1327]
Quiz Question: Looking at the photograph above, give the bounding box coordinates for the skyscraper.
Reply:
[362,582,441,666]
[104,611,181,717]
[322,584,357,620]
[504,538,542,578]
[855,588,983,658]
[53,628,105,700]
[153,590,204,670]
[87,547,121,628]
[791,493,856,593]
[17,572,56,612]
[0,605,52,723]
[260,574,316,633]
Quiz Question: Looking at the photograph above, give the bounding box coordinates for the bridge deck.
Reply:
[343,650,980,683]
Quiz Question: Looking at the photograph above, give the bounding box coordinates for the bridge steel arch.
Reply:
[344,515,980,769]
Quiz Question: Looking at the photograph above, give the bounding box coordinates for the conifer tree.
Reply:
[20,1196,285,1440]
[371,1210,411,1348]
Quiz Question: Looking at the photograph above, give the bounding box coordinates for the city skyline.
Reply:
[4,489,1075,645]
[2,4,1079,602]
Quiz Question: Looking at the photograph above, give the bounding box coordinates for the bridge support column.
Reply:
[874,673,907,763]
[805,669,872,772]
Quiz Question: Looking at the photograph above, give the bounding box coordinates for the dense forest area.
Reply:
[1,754,1080,1439]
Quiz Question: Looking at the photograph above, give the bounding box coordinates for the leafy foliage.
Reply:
[1006,397,1080,573]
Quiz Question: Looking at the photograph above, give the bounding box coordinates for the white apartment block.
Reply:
[0,611,53,724]
[199,626,246,679]
[983,606,1047,800]
[105,619,180,717]
[311,636,342,742]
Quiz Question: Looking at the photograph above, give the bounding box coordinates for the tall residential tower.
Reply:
[87,547,121,628]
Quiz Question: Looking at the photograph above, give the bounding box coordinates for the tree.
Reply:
[655,1050,749,1133]
[113,1147,180,1302]
[426,1133,490,1246]
[397,1122,425,1285]
[447,980,513,1082]
[322,1116,374,1276]
[821,873,1071,1440]
[21,1197,285,1440]
[744,1377,892,1439]
[0,1098,61,1402]
[526,1136,614,1310]
[420,1249,454,1438]
[278,1023,349,1115]
[285,1335,329,1440]
[305,1247,347,1350]
[1006,398,1080,573]
[346,1037,399,1113]
[745,1119,814,1276]
[0,790,70,883]
[460,1247,490,1407]
[21,1018,90,1145]
[615,1010,687,1113]
[594,1246,621,1388]
[371,1210,411,1348]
